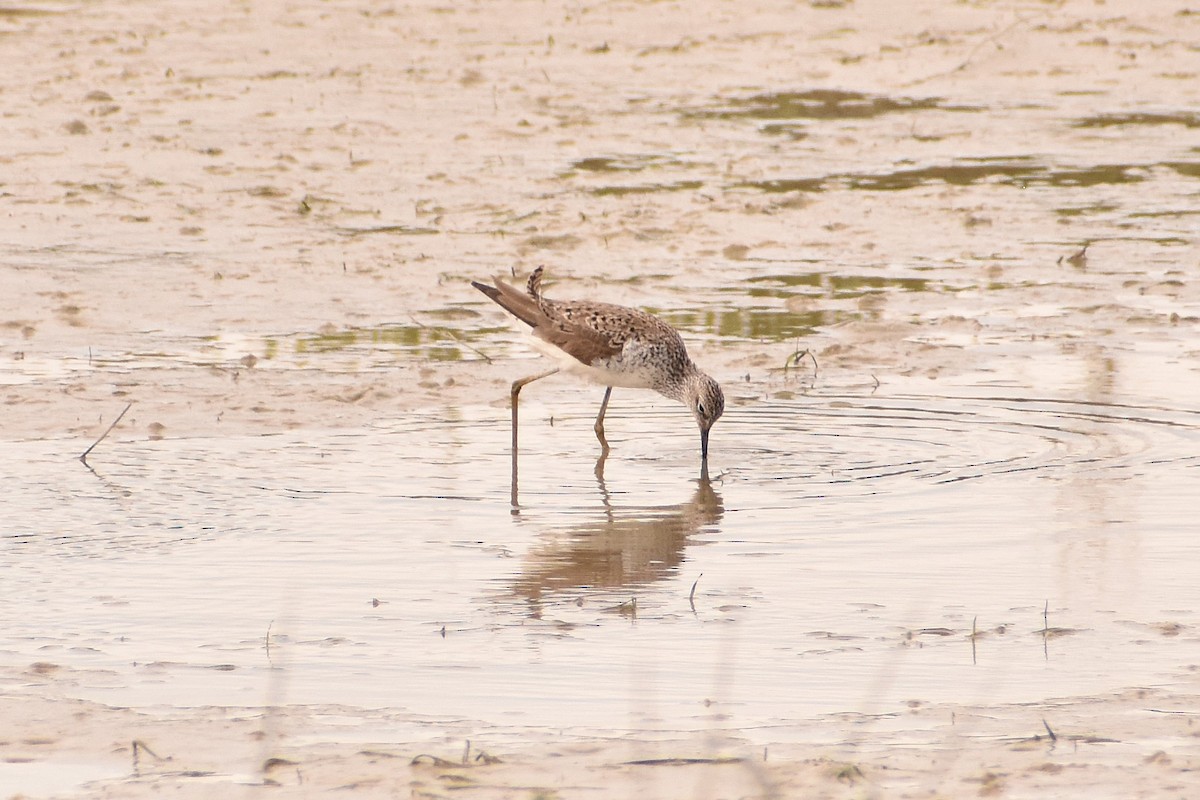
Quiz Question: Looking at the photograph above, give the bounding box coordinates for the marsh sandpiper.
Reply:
[472,267,724,462]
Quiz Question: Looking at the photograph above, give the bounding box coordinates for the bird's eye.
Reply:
[697,403,705,415]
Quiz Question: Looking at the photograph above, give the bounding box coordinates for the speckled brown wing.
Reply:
[536,301,626,366]
[472,276,626,366]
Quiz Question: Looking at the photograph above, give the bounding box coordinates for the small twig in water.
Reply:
[784,348,819,379]
[80,402,132,467]
[132,739,169,774]
[411,753,457,767]
[904,12,1039,87]
[689,573,702,612]
[408,313,492,364]
[1042,719,1057,742]
[1042,600,1050,661]
[604,597,637,618]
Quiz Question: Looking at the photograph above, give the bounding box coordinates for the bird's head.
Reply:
[688,373,725,461]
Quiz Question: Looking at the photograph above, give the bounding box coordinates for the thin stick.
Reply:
[784,348,818,378]
[904,12,1037,87]
[408,314,492,364]
[80,402,132,466]
[689,573,703,612]
[132,738,169,775]
[1042,600,1050,661]
[132,739,166,762]
[1042,719,1057,742]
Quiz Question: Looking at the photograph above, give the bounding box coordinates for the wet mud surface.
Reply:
[3,0,1199,797]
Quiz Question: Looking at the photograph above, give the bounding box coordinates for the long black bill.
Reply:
[700,427,710,461]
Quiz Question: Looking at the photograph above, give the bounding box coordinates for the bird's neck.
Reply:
[658,362,700,403]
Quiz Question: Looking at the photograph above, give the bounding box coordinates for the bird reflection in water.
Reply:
[510,456,723,613]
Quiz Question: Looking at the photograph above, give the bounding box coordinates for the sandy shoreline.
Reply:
[3,668,1198,799]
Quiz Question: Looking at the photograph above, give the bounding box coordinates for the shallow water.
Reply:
[7,387,1199,743]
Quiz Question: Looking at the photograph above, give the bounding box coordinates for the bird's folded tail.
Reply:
[471,274,545,329]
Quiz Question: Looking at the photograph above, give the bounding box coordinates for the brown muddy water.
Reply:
[2,0,1200,795]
